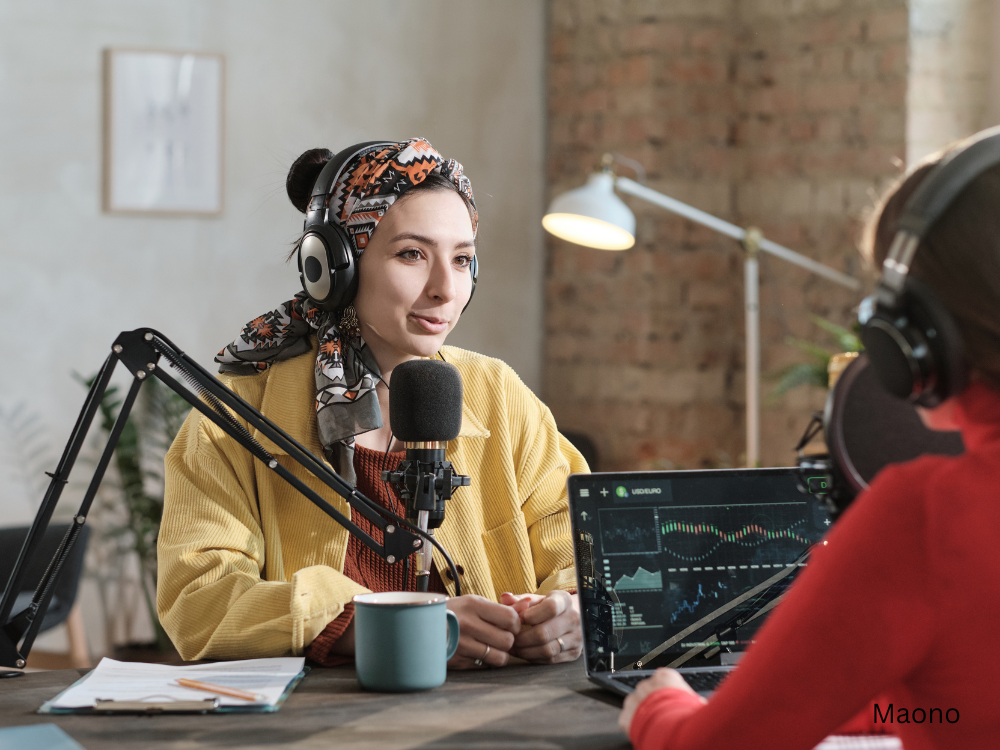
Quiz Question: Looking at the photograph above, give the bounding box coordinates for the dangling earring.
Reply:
[339,305,361,339]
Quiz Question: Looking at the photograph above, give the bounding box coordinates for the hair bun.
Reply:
[286,148,334,213]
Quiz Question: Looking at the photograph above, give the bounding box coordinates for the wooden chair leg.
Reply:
[66,603,90,669]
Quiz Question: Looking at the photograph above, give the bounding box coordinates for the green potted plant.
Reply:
[771,315,863,399]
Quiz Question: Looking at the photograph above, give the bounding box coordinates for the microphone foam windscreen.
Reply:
[389,359,464,442]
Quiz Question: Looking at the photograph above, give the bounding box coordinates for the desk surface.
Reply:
[0,661,629,749]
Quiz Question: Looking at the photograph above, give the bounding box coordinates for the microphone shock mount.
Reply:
[382,442,470,592]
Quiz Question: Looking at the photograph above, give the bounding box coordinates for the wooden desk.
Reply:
[0,661,630,749]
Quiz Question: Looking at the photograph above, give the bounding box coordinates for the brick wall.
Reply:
[544,0,908,470]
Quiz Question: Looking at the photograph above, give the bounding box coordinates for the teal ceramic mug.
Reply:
[352,592,460,692]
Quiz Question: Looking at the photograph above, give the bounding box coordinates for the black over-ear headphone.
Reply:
[297,141,479,313]
[297,141,390,311]
[861,127,1000,407]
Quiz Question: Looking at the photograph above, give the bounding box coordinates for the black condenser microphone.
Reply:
[382,359,470,591]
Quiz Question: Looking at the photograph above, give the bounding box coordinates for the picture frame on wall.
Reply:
[103,48,224,215]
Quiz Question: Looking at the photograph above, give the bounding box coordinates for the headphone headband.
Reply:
[310,141,395,202]
[297,139,479,314]
[878,128,1000,302]
[863,128,1000,406]
[897,125,1000,240]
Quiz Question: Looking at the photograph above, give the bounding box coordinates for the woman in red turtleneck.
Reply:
[619,137,1000,749]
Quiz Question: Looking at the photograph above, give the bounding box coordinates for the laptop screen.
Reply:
[569,468,832,673]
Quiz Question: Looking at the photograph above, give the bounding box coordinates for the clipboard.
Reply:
[37,667,308,715]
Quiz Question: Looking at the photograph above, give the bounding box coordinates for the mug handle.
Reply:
[445,610,460,661]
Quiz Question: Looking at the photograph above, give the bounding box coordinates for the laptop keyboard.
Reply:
[612,670,727,693]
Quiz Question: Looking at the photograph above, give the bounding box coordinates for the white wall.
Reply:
[0,0,546,654]
[0,0,546,513]
[907,0,1000,164]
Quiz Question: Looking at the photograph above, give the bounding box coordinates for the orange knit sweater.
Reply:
[305,445,446,666]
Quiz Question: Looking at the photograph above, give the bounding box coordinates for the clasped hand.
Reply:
[446,590,582,669]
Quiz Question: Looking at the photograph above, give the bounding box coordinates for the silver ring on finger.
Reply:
[557,637,566,653]
[474,643,490,667]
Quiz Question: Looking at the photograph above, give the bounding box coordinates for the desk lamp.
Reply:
[543,154,862,467]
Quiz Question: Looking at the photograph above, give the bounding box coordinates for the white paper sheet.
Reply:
[50,657,305,708]
[814,737,902,749]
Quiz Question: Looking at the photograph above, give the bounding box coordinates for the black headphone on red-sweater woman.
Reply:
[796,129,1000,516]
[861,126,1000,406]
[296,141,479,313]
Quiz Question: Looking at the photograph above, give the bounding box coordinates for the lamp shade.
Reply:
[542,172,636,251]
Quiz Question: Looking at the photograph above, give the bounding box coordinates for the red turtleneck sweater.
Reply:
[630,382,1000,750]
[305,445,447,666]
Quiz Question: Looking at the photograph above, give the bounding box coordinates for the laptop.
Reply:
[569,468,832,697]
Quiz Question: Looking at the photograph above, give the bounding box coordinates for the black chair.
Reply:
[0,523,91,663]
[563,431,600,472]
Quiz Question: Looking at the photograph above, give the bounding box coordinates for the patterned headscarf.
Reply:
[332,138,477,253]
[216,138,476,486]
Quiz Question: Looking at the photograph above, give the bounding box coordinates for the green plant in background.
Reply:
[0,402,55,506]
[78,374,191,651]
[770,315,863,400]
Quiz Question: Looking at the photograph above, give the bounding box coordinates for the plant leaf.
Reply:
[78,369,191,648]
[810,315,863,352]
[770,363,828,399]
[784,337,833,364]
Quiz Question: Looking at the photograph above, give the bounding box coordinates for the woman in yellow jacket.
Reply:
[157,138,587,668]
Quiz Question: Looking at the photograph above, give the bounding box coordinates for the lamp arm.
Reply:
[756,236,861,291]
[614,176,744,241]
[0,328,462,671]
[614,177,861,291]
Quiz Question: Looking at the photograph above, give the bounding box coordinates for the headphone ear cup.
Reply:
[905,277,968,404]
[861,315,917,401]
[299,232,333,304]
[862,278,968,407]
[298,224,358,312]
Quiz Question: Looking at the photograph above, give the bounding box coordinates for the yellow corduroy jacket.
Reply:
[157,341,588,661]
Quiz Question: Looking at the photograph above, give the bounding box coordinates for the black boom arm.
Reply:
[0,328,461,672]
